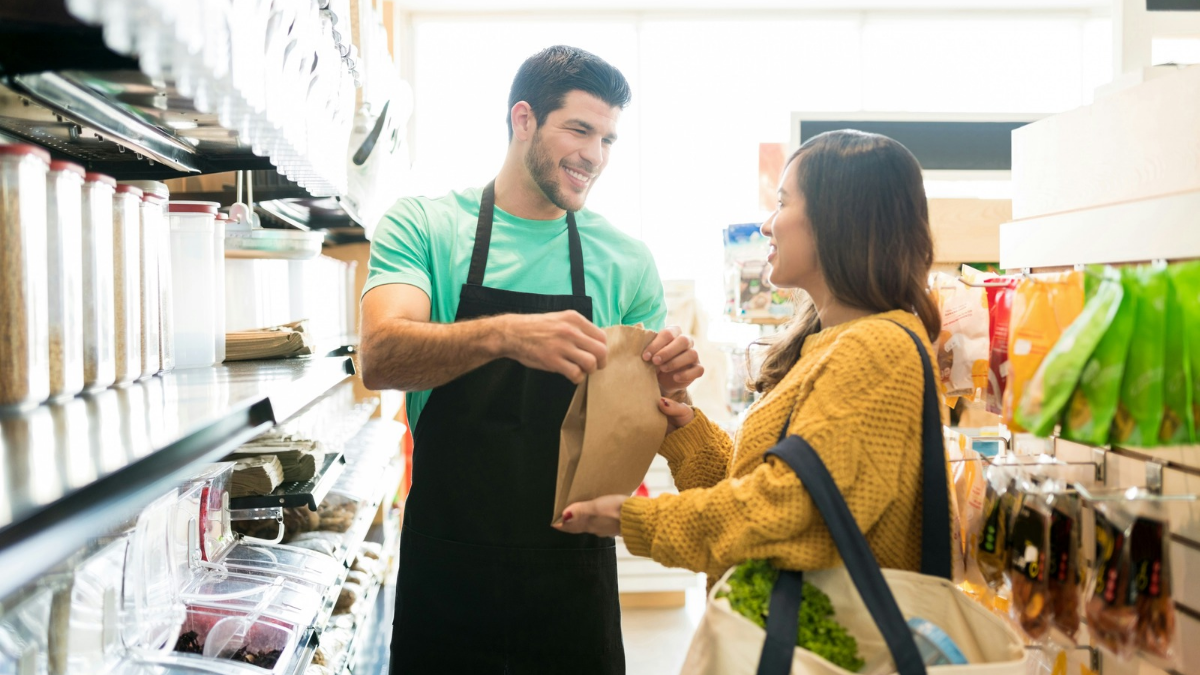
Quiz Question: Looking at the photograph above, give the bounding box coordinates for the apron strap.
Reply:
[468,180,588,298]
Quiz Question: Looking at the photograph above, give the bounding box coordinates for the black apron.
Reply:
[391,182,624,674]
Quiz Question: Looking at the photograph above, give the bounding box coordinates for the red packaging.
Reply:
[986,278,1020,415]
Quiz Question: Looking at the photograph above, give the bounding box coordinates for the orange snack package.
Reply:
[1002,271,1085,432]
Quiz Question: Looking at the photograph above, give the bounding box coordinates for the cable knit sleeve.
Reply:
[657,408,733,491]
[620,328,925,576]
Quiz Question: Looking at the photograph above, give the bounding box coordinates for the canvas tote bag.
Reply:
[680,321,1027,675]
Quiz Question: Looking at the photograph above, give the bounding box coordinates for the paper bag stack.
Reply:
[552,325,668,525]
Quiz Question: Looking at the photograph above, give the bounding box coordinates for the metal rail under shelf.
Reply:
[0,355,354,601]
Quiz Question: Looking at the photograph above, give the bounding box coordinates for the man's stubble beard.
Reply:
[524,130,587,213]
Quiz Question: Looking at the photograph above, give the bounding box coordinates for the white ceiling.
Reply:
[395,0,1109,13]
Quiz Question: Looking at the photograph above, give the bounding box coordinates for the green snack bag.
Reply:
[1112,265,1168,447]
[1169,261,1200,443]
[1161,269,1194,445]
[1017,270,1125,437]
[1062,269,1133,446]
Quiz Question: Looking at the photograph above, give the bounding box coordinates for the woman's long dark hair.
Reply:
[749,130,940,394]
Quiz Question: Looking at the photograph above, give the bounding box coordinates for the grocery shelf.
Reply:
[229,452,348,512]
[0,355,354,601]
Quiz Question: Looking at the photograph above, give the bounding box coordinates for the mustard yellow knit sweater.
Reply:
[620,309,944,580]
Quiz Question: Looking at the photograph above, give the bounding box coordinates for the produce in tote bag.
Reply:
[1161,266,1195,444]
[930,269,990,404]
[1112,266,1169,447]
[1061,268,1136,446]
[1170,261,1200,443]
[985,277,1020,415]
[1086,503,1137,659]
[1003,272,1085,432]
[1016,272,1124,437]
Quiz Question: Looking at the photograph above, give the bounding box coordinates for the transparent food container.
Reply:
[182,572,322,628]
[175,463,235,566]
[0,144,51,408]
[224,230,323,261]
[0,586,54,675]
[222,543,341,582]
[46,160,86,400]
[214,213,227,364]
[113,184,144,385]
[122,490,187,654]
[169,607,298,674]
[122,181,176,375]
[168,202,218,369]
[122,182,167,379]
[82,173,117,390]
[64,538,128,675]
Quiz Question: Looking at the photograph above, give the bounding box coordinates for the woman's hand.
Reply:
[553,495,628,537]
[643,326,704,395]
[659,396,695,432]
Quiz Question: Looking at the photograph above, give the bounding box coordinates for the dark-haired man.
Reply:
[361,45,702,673]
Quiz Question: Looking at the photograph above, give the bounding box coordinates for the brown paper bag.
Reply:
[553,325,668,525]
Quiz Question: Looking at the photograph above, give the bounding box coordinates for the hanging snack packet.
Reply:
[985,277,1020,415]
[1131,509,1175,661]
[1087,503,1138,659]
[1017,271,1124,437]
[1162,267,1195,444]
[952,442,988,589]
[1171,262,1200,443]
[931,269,990,404]
[1112,266,1169,447]
[1008,481,1053,640]
[1048,491,1084,641]
[1003,271,1085,432]
[1061,268,1135,446]
[977,463,1020,592]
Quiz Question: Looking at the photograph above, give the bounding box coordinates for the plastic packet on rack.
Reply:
[985,275,1020,415]
[1112,265,1168,447]
[1086,501,1138,659]
[1129,502,1176,664]
[1016,270,1124,437]
[976,460,1020,593]
[1161,265,1194,445]
[930,269,990,405]
[946,430,986,588]
[1047,490,1084,643]
[1061,267,1136,446]
[1003,271,1085,432]
[1170,261,1200,443]
[1007,477,1053,641]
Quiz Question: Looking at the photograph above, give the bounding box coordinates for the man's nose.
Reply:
[580,135,604,168]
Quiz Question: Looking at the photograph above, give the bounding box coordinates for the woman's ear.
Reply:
[510,101,536,142]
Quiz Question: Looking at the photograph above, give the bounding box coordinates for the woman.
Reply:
[555,129,944,581]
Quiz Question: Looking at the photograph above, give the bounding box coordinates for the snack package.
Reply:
[1048,492,1084,642]
[1087,503,1137,659]
[930,269,990,404]
[977,463,1020,592]
[1131,510,1175,662]
[985,277,1020,415]
[1008,481,1052,640]
[724,223,793,321]
[1162,268,1195,444]
[1171,261,1200,443]
[1003,272,1086,432]
[1017,271,1124,437]
[1113,266,1169,447]
[948,433,988,589]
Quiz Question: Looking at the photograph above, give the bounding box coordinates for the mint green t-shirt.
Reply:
[364,186,667,430]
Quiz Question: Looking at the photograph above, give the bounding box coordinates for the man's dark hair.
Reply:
[506,45,632,140]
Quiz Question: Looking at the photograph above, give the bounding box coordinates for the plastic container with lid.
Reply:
[0,144,51,408]
[167,606,299,673]
[122,490,187,654]
[173,463,235,567]
[0,585,54,674]
[123,181,169,378]
[82,172,117,390]
[168,202,219,369]
[47,160,86,400]
[64,537,129,674]
[181,572,322,629]
[214,213,228,364]
[113,184,143,384]
[221,543,341,582]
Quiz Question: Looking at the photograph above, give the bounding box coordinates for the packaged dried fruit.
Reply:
[977,463,1019,592]
[1017,270,1123,437]
[930,269,990,405]
[1003,272,1085,432]
[1131,510,1175,661]
[1170,261,1200,443]
[1112,266,1169,447]
[1061,268,1136,446]
[985,276,1020,415]
[1087,504,1137,659]
[1161,267,1195,445]
[1048,492,1084,641]
[1008,481,1052,640]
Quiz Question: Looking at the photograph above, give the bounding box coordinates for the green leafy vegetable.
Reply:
[717,560,865,672]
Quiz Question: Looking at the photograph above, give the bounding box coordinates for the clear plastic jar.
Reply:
[169,202,218,368]
[47,160,86,400]
[213,212,228,363]
[0,144,50,408]
[82,173,117,390]
[113,184,143,385]
[122,181,165,379]
[123,181,174,374]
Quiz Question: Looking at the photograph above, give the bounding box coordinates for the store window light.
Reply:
[1151,37,1200,66]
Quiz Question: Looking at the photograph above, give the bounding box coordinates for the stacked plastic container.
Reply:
[0,144,51,409]
[168,202,220,369]
[47,160,87,400]
[112,184,143,385]
[123,180,175,375]
[213,212,228,364]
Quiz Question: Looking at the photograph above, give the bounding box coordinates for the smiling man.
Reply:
[360,46,702,674]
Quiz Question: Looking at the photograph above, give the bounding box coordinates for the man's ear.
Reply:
[510,101,536,142]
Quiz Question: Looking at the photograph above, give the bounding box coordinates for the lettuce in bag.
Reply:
[1017,271,1124,437]
[1168,261,1200,443]
[1112,265,1168,447]
[1061,268,1135,446]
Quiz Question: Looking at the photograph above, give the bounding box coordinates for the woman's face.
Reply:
[761,157,819,290]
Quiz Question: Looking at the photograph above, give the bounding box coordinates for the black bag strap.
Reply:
[755,320,948,675]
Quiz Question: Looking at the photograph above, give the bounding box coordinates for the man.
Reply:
[360,46,703,674]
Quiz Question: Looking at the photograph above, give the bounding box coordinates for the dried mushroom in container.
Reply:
[1007,480,1052,640]
[316,492,359,533]
[1086,503,1137,659]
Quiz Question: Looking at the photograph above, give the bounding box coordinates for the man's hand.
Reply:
[552,495,627,537]
[642,326,704,395]
[502,310,608,384]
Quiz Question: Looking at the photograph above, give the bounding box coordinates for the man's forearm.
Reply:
[361,315,507,391]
